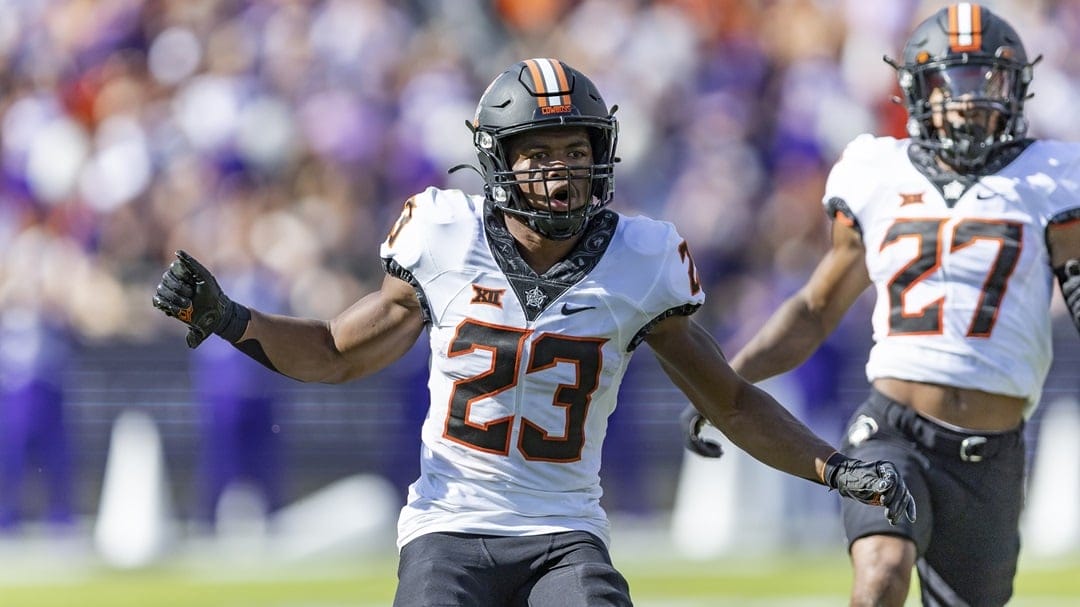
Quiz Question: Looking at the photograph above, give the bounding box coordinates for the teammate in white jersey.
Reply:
[685,4,1080,606]
[153,58,913,607]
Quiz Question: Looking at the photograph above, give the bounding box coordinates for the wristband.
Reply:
[216,301,251,343]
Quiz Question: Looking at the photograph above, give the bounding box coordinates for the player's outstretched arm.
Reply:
[648,314,914,524]
[153,250,425,383]
[681,221,871,460]
[731,220,871,383]
[649,314,833,481]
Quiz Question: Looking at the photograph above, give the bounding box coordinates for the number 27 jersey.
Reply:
[824,135,1080,408]
[380,187,704,548]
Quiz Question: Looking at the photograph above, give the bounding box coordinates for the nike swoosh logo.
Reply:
[561,303,596,315]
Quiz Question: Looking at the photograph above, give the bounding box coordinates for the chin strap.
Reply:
[447,163,483,178]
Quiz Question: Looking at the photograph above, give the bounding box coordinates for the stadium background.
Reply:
[1,0,1079,604]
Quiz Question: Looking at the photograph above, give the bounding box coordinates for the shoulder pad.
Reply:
[621,214,677,256]
[835,134,904,167]
[1026,141,1080,216]
[824,135,908,217]
[380,187,480,269]
[617,214,705,306]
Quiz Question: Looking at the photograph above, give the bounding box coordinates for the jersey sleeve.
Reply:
[822,134,903,231]
[380,187,478,280]
[379,187,481,323]
[1047,141,1080,223]
[620,216,706,349]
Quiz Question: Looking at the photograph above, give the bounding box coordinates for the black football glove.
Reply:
[152,250,249,348]
[1059,259,1080,329]
[680,406,723,459]
[823,452,916,525]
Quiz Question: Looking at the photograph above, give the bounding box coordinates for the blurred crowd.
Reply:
[2,0,1080,529]
[1,0,1079,341]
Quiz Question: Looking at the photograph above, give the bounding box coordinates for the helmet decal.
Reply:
[948,3,982,52]
[522,58,573,111]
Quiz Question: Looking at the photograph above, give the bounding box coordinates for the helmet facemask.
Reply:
[476,124,617,240]
[900,56,1031,171]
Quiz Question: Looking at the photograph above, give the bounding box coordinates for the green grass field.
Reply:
[2,551,1078,607]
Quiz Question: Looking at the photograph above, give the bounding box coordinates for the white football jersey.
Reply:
[380,187,704,548]
[824,135,1080,411]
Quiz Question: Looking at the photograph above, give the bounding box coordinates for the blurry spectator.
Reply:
[0,308,75,534]
[0,224,77,534]
[189,249,290,530]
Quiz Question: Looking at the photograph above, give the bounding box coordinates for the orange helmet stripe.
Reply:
[948,3,982,52]
[524,59,548,106]
[523,58,572,108]
[551,60,571,99]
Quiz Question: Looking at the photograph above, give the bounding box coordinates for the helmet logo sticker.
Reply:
[948,3,982,52]
[523,58,572,109]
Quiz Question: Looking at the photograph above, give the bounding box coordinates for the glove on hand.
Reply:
[824,452,916,525]
[680,406,723,458]
[152,250,249,348]
[1061,260,1080,325]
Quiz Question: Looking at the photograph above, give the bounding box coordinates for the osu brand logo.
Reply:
[178,305,194,323]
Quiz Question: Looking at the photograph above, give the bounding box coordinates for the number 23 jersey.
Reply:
[380,187,704,549]
[824,135,1080,409]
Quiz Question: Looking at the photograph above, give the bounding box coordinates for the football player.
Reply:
[154,58,913,607]
[685,4,1080,606]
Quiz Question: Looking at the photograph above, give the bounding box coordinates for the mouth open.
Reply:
[546,185,572,211]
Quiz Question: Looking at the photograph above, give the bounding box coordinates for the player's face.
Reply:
[929,88,999,133]
[506,127,594,213]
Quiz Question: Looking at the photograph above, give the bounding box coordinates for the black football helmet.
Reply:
[468,58,618,240]
[888,3,1036,171]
